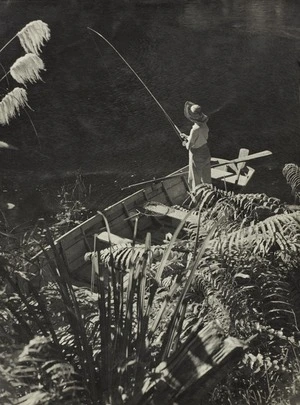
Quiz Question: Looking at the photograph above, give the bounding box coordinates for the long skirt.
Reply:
[188,143,211,191]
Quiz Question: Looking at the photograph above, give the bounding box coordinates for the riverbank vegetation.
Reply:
[0,169,300,404]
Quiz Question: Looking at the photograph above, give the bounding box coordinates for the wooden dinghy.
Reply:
[28,150,260,287]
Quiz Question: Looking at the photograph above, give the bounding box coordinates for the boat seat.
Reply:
[97,231,133,245]
[143,202,199,224]
[211,169,235,180]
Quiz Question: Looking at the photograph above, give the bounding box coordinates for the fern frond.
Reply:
[256,272,296,329]
[16,391,51,405]
[283,163,300,202]
[185,260,233,336]
[0,87,29,125]
[195,184,286,220]
[189,247,300,348]
[97,243,184,273]
[10,53,45,85]
[17,20,50,54]
[185,186,288,246]
[211,212,300,256]
[14,336,85,404]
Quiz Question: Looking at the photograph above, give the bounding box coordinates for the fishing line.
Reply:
[298,60,300,107]
[87,27,182,141]
[89,33,131,114]
[0,63,10,88]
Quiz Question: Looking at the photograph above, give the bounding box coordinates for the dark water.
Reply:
[0,0,300,222]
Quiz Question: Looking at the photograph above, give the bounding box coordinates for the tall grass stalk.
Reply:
[161,222,218,361]
[0,265,49,338]
[96,211,116,402]
[148,209,199,341]
[41,225,98,404]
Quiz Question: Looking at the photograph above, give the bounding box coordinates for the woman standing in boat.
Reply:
[181,101,212,191]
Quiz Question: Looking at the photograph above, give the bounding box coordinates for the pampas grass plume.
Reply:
[17,20,50,54]
[10,53,45,85]
[0,141,18,150]
[0,87,29,125]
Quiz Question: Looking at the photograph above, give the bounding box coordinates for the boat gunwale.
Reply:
[29,158,254,265]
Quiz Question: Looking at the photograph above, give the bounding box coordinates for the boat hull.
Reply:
[29,158,254,286]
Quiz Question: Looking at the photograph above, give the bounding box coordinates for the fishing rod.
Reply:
[87,27,182,142]
[121,171,188,190]
[121,171,235,191]
[121,150,272,190]
[297,60,300,106]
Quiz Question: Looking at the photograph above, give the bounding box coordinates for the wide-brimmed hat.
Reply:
[184,101,208,123]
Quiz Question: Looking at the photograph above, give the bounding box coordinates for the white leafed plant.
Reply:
[282,163,300,202]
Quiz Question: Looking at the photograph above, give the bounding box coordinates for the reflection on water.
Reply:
[0,0,299,222]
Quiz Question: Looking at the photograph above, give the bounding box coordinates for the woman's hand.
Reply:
[179,132,188,147]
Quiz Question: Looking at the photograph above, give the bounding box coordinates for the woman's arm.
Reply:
[185,127,197,150]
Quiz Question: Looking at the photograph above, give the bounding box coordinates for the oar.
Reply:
[234,148,249,186]
[211,150,272,169]
[121,150,272,190]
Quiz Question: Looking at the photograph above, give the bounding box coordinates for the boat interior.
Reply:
[29,158,254,288]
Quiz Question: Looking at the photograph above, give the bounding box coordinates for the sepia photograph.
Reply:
[0,1,300,404]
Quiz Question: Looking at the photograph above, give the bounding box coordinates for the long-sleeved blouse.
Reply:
[185,122,209,150]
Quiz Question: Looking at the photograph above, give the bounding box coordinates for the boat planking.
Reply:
[29,156,255,287]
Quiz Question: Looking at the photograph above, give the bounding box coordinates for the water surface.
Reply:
[0,0,299,221]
